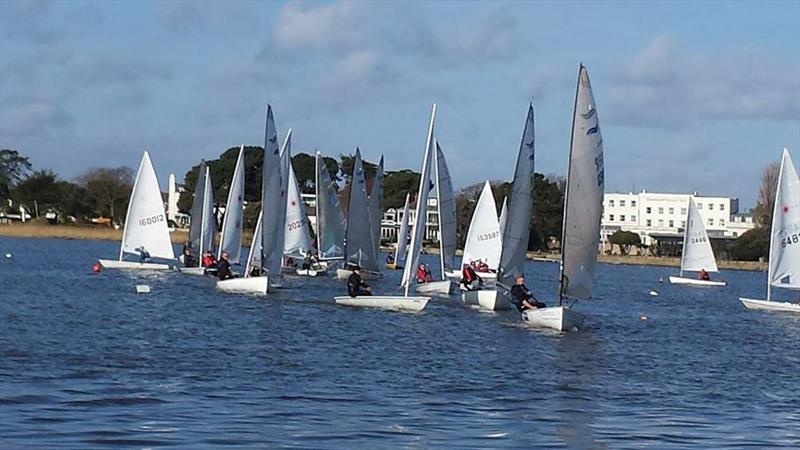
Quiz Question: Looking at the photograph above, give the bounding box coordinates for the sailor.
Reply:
[510,275,546,312]
[347,266,372,297]
[386,253,395,265]
[416,263,433,283]
[182,246,195,267]
[137,246,150,264]
[216,251,234,280]
[302,253,312,270]
[461,263,483,291]
[698,268,710,281]
[202,250,217,269]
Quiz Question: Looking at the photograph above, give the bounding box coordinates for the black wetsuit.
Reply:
[216,258,233,280]
[347,272,370,297]
[510,283,545,312]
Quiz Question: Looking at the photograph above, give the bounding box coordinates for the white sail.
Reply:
[402,104,436,294]
[344,148,379,272]
[260,105,285,282]
[315,151,346,260]
[119,151,175,260]
[768,149,800,293]
[189,162,215,262]
[218,145,245,263]
[461,181,502,270]
[368,156,385,261]
[560,64,604,301]
[680,197,719,274]
[499,197,508,238]
[244,210,262,278]
[394,193,411,265]
[498,104,535,289]
[284,159,313,257]
[434,140,457,278]
[277,129,292,266]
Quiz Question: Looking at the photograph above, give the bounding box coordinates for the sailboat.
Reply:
[386,193,411,270]
[448,181,501,281]
[415,139,457,296]
[334,105,437,312]
[315,150,346,265]
[461,107,535,311]
[217,145,245,266]
[335,148,383,280]
[283,150,318,275]
[216,105,283,295]
[520,64,604,331]
[368,156,385,265]
[740,148,800,313]
[98,151,175,270]
[179,161,216,275]
[668,197,726,286]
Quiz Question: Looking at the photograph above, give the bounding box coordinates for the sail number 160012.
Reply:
[138,214,165,227]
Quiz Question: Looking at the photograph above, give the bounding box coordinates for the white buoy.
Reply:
[4,253,11,259]
[649,290,658,296]
[135,285,151,294]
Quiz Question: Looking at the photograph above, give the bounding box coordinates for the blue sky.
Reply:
[1,0,798,208]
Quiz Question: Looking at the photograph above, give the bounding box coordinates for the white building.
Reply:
[381,197,440,244]
[601,190,756,245]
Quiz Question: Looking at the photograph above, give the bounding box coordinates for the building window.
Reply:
[708,218,714,226]
[646,219,652,227]
[669,207,674,215]
[631,215,636,222]
[709,203,714,210]
[720,204,725,211]
[658,219,664,227]
[609,199,614,207]
[620,215,626,222]
[720,218,725,226]
[681,208,687,215]
[632,200,637,207]
[681,220,686,228]
[669,220,674,227]
[646,207,652,214]
[609,214,614,221]
[620,200,626,207]
[658,207,664,214]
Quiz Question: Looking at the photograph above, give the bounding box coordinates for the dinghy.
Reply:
[668,198,726,287]
[520,65,605,331]
[450,181,501,281]
[179,161,216,275]
[334,105,437,312]
[462,106,536,312]
[336,148,383,280]
[315,151,346,268]
[386,193,411,270]
[740,148,800,313]
[415,139,456,297]
[283,144,324,276]
[98,151,175,270]
[217,210,268,294]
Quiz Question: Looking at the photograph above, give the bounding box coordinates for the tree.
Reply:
[609,230,641,255]
[729,227,770,261]
[12,170,63,210]
[753,160,780,227]
[290,152,339,194]
[0,149,32,198]
[78,167,134,222]
[384,169,420,209]
[339,153,377,183]
[179,146,264,213]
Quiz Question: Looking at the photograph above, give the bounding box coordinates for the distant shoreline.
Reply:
[1,224,766,272]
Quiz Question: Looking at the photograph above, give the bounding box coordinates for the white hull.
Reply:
[445,269,496,281]
[415,280,455,296]
[216,276,269,295]
[336,268,382,280]
[668,276,727,287]
[178,266,214,276]
[98,259,172,270]
[334,295,429,312]
[739,297,800,313]
[460,290,510,311]
[521,306,585,331]
[295,267,327,277]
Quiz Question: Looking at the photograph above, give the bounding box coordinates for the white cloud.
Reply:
[273,0,366,53]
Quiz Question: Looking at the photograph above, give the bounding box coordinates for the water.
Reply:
[1,236,798,448]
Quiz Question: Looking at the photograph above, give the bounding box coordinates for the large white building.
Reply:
[602,190,755,245]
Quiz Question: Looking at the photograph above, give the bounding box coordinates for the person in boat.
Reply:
[416,263,433,283]
[510,275,546,312]
[386,253,395,265]
[182,246,195,267]
[698,268,710,281]
[216,251,235,280]
[202,250,217,269]
[473,259,492,273]
[461,263,483,291]
[249,265,262,277]
[301,253,312,270]
[347,266,372,297]
[137,246,151,264]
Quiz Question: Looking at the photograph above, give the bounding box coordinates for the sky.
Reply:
[1,0,798,209]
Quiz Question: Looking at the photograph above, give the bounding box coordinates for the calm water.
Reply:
[1,236,798,449]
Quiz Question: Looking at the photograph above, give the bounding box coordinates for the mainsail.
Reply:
[260,105,285,282]
[284,157,313,258]
[394,193,411,266]
[344,149,379,272]
[119,151,175,260]
[434,139,457,278]
[560,64,605,301]
[768,149,800,294]
[368,156,384,262]
[499,197,508,238]
[188,162,215,263]
[680,197,718,274]
[218,145,245,263]
[402,104,436,294]
[498,104,535,289]
[315,151,346,260]
[461,181,502,270]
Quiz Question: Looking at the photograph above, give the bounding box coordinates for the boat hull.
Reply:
[335,268,382,280]
[385,263,403,270]
[98,259,172,270]
[445,269,496,281]
[739,297,800,313]
[216,276,269,295]
[669,276,726,287]
[415,280,456,296]
[521,306,585,331]
[460,289,510,311]
[334,295,429,312]
[178,266,217,276]
[295,267,327,277]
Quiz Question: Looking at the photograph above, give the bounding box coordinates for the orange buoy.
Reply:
[92,263,102,273]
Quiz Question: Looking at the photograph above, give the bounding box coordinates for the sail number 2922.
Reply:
[782,233,799,248]
[138,214,165,227]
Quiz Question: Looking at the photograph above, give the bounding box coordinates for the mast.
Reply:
[315,151,322,256]
[433,138,445,280]
[559,65,582,306]
[680,197,692,278]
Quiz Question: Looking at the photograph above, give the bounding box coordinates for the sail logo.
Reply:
[586,126,599,136]
[581,108,596,120]
[594,153,605,186]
